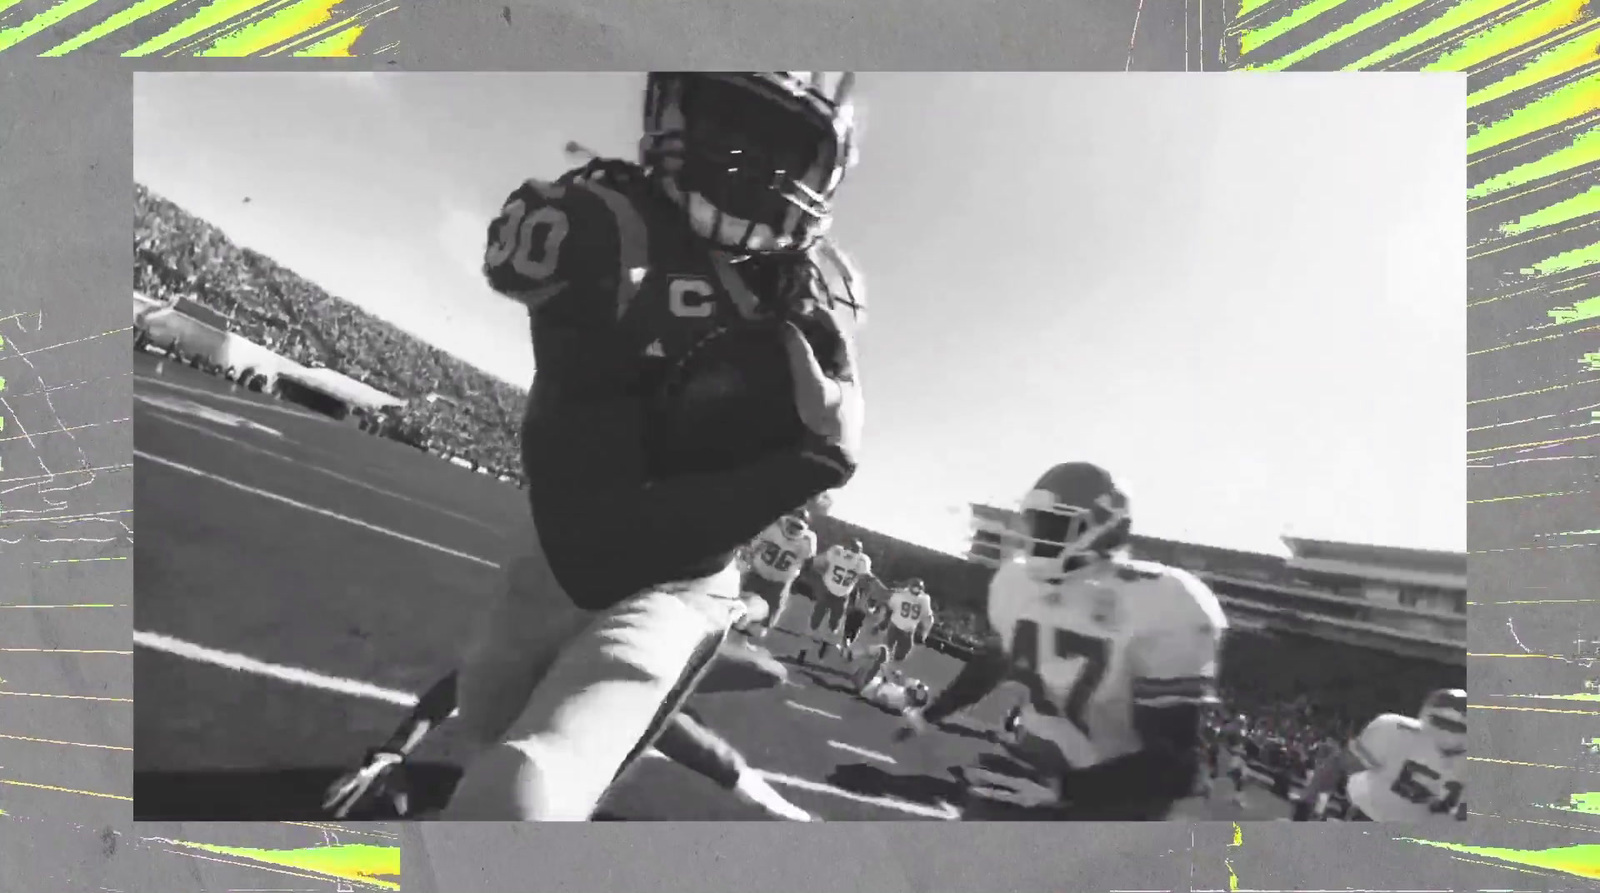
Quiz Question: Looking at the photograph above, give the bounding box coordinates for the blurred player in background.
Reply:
[1294,688,1467,822]
[852,578,934,691]
[808,537,872,657]
[859,665,932,714]
[837,573,886,661]
[898,462,1227,820]
[734,509,819,644]
[1218,713,1250,807]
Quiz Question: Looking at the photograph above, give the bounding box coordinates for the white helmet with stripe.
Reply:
[1418,688,1467,755]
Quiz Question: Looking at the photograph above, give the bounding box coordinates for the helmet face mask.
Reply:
[1418,688,1467,756]
[643,72,857,255]
[1019,473,1130,580]
[781,507,811,538]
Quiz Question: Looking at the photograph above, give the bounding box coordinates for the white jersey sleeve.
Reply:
[1127,567,1225,708]
[917,593,935,635]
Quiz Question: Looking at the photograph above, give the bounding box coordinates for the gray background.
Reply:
[1,0,1595,890]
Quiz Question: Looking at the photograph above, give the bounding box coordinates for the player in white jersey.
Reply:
[860,666,932,714]
[808,539,872,656]
[734,509,818,642]
[898,461,1226,820]
[852,579,933,691]
[1295,688,1467,822]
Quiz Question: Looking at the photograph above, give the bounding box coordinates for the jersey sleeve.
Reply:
[858,554,873,577]
[483,177,643,325]
[1350,715,1399,770]
[1128,573,1224,708]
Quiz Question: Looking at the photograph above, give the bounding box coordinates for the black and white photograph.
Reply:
[130,71,1467,823]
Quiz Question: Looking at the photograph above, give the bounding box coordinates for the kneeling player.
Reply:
[897,462,1227,821]
[858,662,930,714]
[1295,688,1467,822]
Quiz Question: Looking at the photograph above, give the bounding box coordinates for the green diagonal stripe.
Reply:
[38,0,184,55]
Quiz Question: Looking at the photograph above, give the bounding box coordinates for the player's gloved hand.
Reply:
[323,749,409,819]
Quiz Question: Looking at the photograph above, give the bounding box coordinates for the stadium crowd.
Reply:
[136,183,528,481]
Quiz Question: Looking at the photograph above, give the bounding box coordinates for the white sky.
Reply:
[133,72,1467,557]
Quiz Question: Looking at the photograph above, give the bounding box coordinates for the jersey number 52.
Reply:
[1010,620,1110,735]
[1391,760,1466,819]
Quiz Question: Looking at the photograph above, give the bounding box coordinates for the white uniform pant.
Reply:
[444,549,742,820]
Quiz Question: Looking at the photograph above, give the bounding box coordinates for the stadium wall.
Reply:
[133,292,406,415]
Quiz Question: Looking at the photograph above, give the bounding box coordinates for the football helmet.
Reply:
[844,538,865,556]
[642,72,859,255]
[1418,688,1467,755]
[904,577,926,595]
[780,507,812,539]
[1017,462,1131,580]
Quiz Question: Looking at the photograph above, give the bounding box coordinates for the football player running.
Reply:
[838,572,886,661]
[809,538,872,657]
[898,462,1228,820]
[327,73,867,822]
[734,509,819,643]
[1216,713,1250,807]
[1294,688,1467,822]
[853,578,934,692]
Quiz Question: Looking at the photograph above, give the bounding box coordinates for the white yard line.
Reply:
[786,700,842,720]
[141,410,501,534]
[133,631,419,708]
[827,740,897,765]
[138,630,955,820]
[135,449,500,569]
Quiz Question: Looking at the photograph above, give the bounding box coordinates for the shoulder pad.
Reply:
[483,174,648,320]
[1124,560,1228,634]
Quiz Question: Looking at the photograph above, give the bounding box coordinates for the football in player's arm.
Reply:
[493,171,860,611]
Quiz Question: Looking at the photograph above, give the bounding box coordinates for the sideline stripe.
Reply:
[138,631,954,819]
[827,740,897,765]
[136,372,327,422]
[133,631,420,709]
[134,449,500,569]
[757,770,957,820]
[144,409,501,534]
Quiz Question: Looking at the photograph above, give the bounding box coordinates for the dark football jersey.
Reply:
[484,169,861,399]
